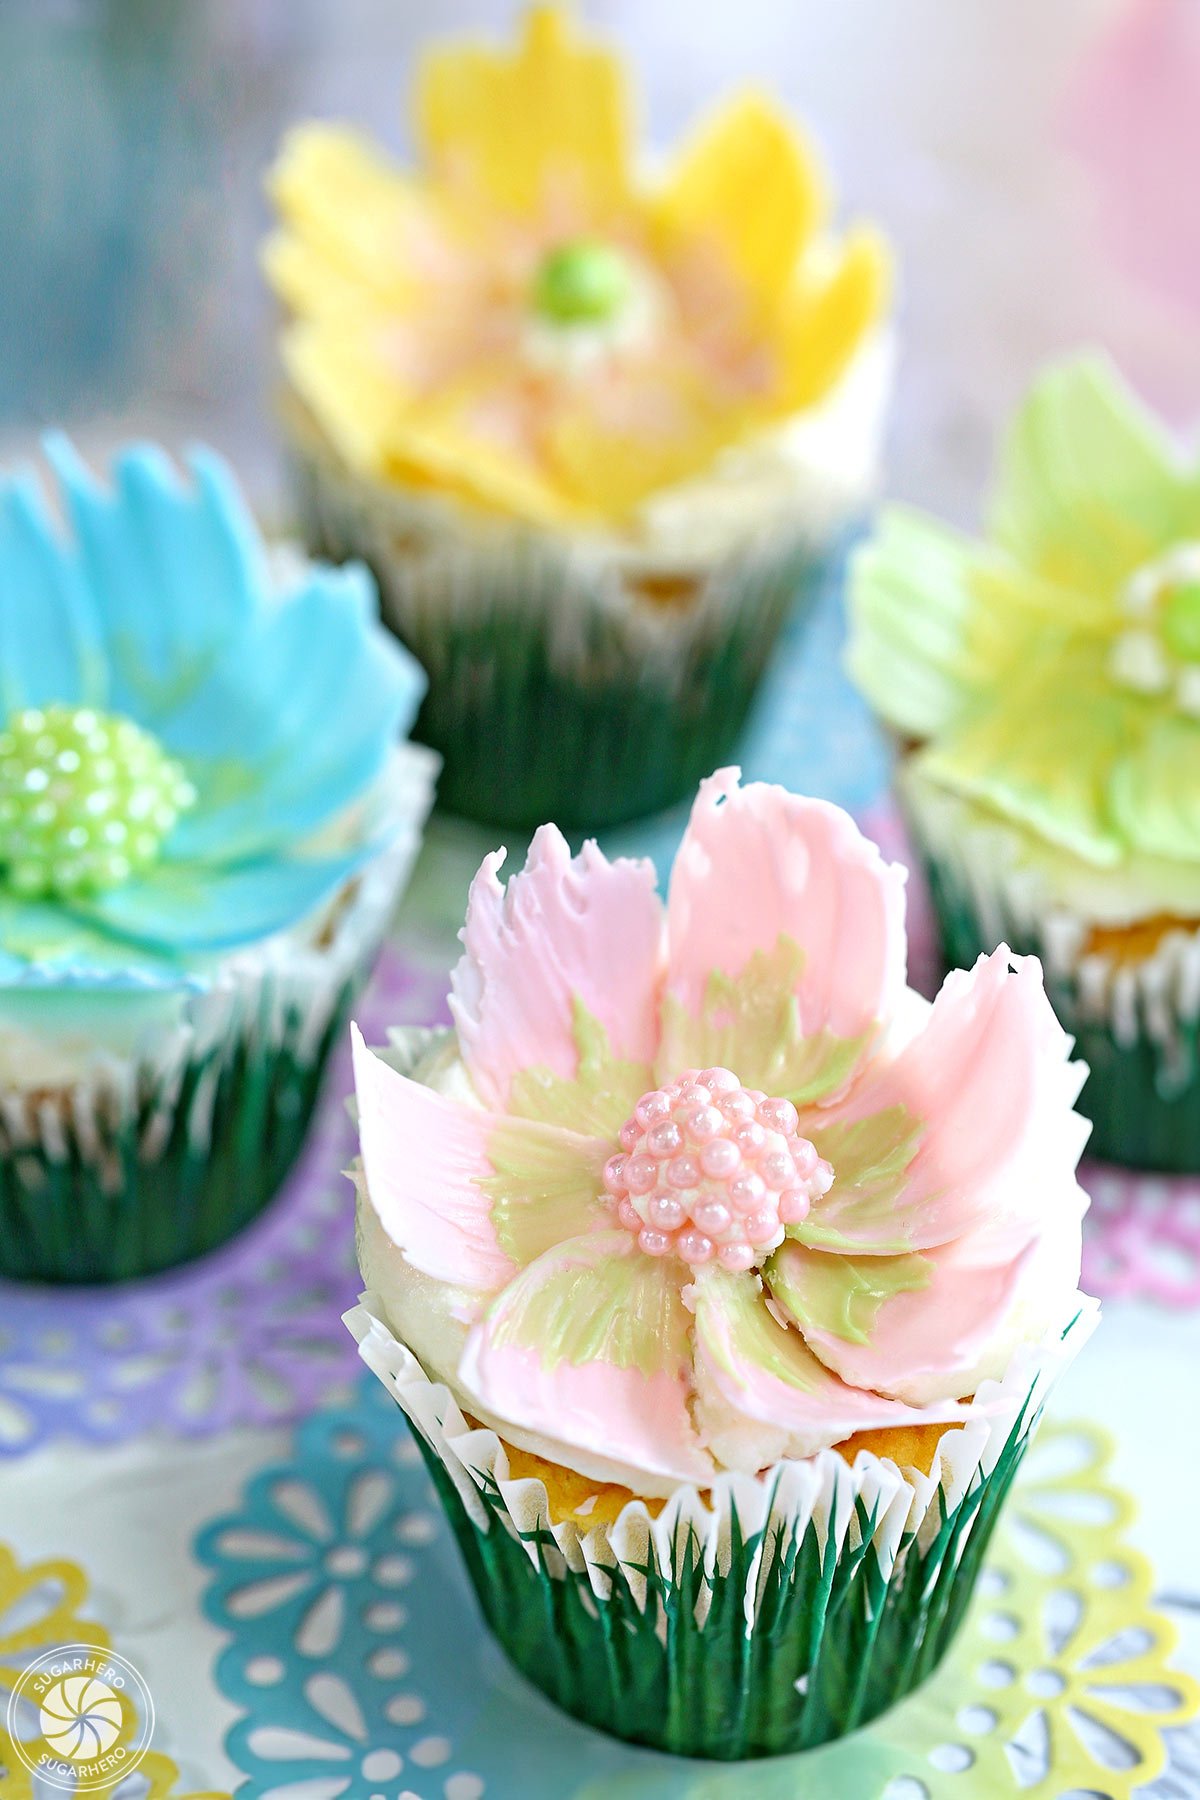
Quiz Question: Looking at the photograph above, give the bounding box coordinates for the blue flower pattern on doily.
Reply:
[199,1380,498,1800]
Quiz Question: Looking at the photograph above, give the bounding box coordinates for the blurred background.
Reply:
[3,0,1199,529]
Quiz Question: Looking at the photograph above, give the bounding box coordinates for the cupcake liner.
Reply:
[0,744,438,1284]
[345,1293,1097,1761]
[901,777,1200,1172]
[286,414,835,833]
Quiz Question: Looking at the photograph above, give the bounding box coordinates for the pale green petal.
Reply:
[848,508,1100,740]
[657,935,867,1107]
[990,354,1196,595]
[916,650,1139,867]
[848,508,993,738]
[1110,712,1200,864]
[479,1117,609,1269]
[506,999,653,1138]
[765,1238,931,1347]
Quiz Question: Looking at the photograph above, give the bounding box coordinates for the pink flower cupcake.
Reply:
[347,769,1097,1758]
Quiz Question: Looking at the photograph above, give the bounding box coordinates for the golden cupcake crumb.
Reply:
[1084,913,1198,967]
[499,1417,957,1530]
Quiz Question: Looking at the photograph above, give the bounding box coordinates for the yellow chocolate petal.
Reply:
[282,323,407,474]
[415,5,632,219]
[656,91,826,312]
[775,225,892,411]
[266,125,432,316]
[383,418,577,526]
[545,372,742,519]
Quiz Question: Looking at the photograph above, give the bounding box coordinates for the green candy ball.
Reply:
[0,705,196,899]
[532,239,633,327]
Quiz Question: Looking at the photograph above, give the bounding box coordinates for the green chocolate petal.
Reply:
[849,506,1116,744]
[1110,711,1200,863]
[657,934,868,1107]
[915,649,1140,869]
[989,355,1196,596]
[766,1238,931,1347]
[1161,581,1200,663]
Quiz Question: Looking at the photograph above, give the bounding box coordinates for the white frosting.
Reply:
[902,761,1200,934]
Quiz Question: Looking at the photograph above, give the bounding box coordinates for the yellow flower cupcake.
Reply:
[265,4,892,830]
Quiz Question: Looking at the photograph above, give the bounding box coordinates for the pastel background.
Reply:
[2,1,1200,1792]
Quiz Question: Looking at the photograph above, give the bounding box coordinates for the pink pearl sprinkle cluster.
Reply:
[603,1067,833,1272]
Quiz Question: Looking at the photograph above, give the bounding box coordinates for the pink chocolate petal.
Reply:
[690,1265,970,1466]
[801,949,1090,1255]
[770,1189,1084,1407]
[459,1230,712,1486]
[450,826,665,1112]
[664,768,907,1063]
[352,1026,608,1292]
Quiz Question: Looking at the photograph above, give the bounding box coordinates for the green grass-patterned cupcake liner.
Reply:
[285,416,836,834]
[0,747,437,1285]
[902,784,1200,1173]
[347,1298,1096,1762]
[0,985,355,1285]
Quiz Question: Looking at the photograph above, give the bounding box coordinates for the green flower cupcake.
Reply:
[850,354,1200,1170]
[0,439,433,1283]
[347,769,1095,1758]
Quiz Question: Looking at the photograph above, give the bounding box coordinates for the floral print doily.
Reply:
[0,949,450,1457]
[0,1539,221,1798]
[198,1384,1198,1800]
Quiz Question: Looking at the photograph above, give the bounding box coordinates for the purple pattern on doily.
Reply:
[0,948,451,1456]
[860,802,1200,1311]
[1079,1166,1200,1308]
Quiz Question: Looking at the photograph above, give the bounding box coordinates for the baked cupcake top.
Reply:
[265,4,891,547]
[849,355,1200,926]
[0,438,425,992]
[353,770,1091,1494]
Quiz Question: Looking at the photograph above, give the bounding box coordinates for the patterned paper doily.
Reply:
[0,1538,222,1798]
[198,1382,1198,1800]
[0,950,450,1457]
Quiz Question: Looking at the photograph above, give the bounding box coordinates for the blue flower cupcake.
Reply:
[0,439,434,1283]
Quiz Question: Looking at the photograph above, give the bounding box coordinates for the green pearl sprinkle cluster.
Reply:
[0,705,197,899]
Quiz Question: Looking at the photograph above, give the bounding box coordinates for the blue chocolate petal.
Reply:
[163,561,425,862]
[42,435,268,724]
[0,466,105,716]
